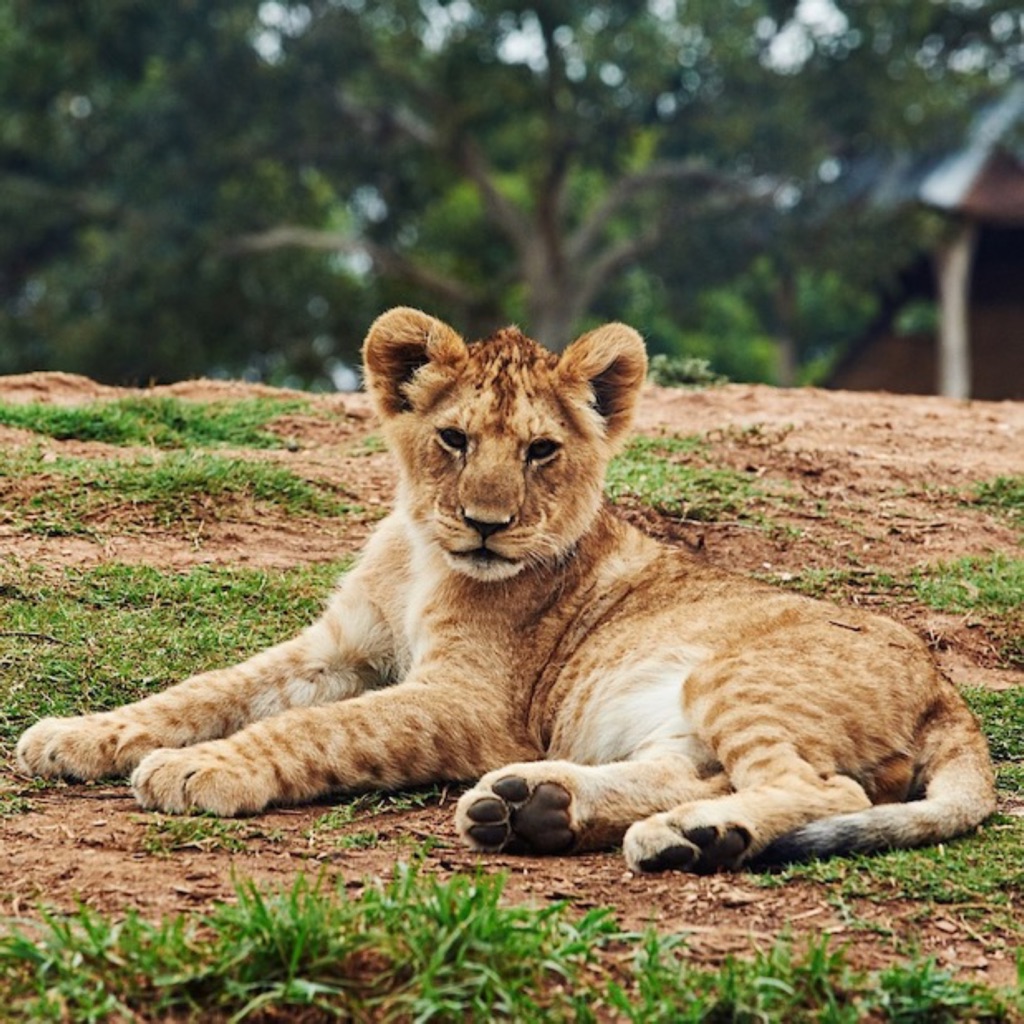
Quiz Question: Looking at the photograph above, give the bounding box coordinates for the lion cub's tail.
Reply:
[754,735,997,867]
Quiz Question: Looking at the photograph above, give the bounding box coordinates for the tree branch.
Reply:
[222,226,478,306]
[574,226,663,314]
[458,139,532,251]
[334,90,437,147]
[568,159,754,263]
[570,181,779,316]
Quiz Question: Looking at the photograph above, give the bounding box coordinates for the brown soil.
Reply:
[1,372,1021,985]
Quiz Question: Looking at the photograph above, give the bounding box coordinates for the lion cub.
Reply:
[17,308,995,872]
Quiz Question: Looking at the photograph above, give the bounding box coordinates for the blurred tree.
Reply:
[0,0,371,385]
[1,0,1020,383]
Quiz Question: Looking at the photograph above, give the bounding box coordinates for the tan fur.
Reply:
[16,308,997,872]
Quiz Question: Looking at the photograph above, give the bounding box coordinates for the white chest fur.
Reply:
[551,648,712,766]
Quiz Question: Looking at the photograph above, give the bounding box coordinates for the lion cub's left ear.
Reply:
[557,323,648,447]
[362,307,468,418]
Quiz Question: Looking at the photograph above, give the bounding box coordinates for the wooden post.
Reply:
[934,222,977,399]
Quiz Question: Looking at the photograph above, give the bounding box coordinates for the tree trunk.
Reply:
[934,222,977,400]
[522,231,582,350]
[774,270,799,387]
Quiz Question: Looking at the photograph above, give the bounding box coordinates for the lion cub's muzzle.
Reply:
[445,509,526,580]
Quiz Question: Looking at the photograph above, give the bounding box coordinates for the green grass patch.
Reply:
[0,791,33,816]
[610,929,1020,1023]
[963,686,1024,764]
[307,788,443,830]
[912,553,1024,616]
[972,476,1024,531]
[647,352,726,388]
[0,395,308,449]
[0,865,1019,1022]
[0,448,357,535]
[769,567,905,602]
[607,434,775,522]
[0,562,346,751]
[333,829,381,850]
[349,432,388,455]
[757,814,1024,911]
[304,788,443,849]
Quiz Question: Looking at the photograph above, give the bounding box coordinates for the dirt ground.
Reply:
[0,372,1021,985]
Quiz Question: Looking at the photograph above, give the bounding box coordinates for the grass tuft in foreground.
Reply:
[0,866,614,1022]
[0,864,1019,1023]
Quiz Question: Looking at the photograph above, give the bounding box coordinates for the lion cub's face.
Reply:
[363,309,648,582]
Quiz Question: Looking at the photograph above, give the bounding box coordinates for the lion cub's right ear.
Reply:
[362,308,468,418]
[557,323,648,449]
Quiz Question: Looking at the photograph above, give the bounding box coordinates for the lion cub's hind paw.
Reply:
[457,775,575,855]
[624,816,752,874]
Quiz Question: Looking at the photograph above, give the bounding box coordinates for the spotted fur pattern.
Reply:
[16,308,996,872]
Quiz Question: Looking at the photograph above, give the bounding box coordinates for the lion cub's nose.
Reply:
[462,512,512,540]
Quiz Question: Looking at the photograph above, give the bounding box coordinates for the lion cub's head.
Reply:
[363,308,647,582]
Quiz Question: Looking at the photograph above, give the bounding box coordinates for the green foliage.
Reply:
[647,352,726,388]
[872,955,1015,1023]
[629,281,780,384]
[608,933,858,1023]
[0,395,308,448]
[610,931,1021,1023]
[306,788,444,832]
[774,567,904,602]
[0,562,344,749]
[773,557,1024,619]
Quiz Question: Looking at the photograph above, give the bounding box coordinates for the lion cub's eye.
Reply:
[527,438,560,463]
[437,427,468,453]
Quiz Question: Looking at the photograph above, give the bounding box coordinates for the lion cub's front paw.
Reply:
[456,772,576,855]
[132,746,273,816]
[16,715,159,781]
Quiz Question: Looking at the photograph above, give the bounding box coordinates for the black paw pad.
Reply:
[466,797,508,824]
[637,843,697,873]
[466,796,511,850]
[511,782,574,855]
[492,776,530,802]
[684,824,752,873]
[467,822,510,848]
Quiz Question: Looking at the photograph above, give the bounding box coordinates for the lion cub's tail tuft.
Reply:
[753,745,997,867]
